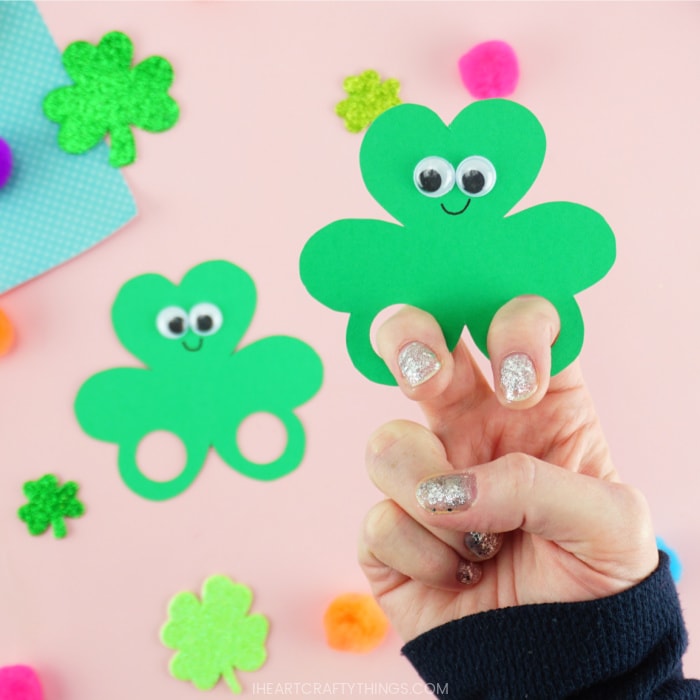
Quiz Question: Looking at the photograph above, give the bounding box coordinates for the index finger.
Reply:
[376,305,493,424]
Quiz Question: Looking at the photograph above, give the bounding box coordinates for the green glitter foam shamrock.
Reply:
[335,69,401,133]
[43,30,179,167]
[161,575,269,694]
[300,99,616,385]
[18,474,85,539]
[74,260,323,501]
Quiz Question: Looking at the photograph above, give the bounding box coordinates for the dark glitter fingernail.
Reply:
[464,531,503,560]
[456,560,482,585]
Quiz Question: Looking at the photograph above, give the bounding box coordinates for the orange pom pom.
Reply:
[323,593,389,653]
[0,308,14,356]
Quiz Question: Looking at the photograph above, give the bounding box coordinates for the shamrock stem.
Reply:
[222,667,241,695]
[53,517,67,539]
[108,124,136,167]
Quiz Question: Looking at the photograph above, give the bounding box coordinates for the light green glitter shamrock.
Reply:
[18,474,85,539]
[335,69,401,133]
[161,575,269,694]
[43,31,179,167]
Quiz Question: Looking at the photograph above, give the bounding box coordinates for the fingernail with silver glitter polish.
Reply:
[456,560,482,586]
[499,352,537,402]
[464,531,504,561]
[398,341,441,387]
[416,473,476,514]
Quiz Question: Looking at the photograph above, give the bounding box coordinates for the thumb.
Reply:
[415,453,657,570]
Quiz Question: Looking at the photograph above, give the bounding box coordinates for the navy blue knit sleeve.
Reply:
[402,552,700,699]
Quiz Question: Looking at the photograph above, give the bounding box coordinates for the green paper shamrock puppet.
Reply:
[74,260,323,501]
[18,474,85,539]
[161,575,268,694]
[43,31,179,167]
[300,99,616,385]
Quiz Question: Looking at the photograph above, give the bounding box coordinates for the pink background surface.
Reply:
[1,2,699,697]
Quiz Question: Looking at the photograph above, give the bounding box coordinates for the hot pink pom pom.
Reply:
[458,40,519,99]
[0,666,43,700]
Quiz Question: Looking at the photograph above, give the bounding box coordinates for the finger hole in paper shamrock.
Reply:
[236,412,288,465]
[135,430,189,483]
[119,432,209,501]
[216,410,307,482]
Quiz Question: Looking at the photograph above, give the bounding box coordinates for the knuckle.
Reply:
[365,420,443,479]
[505,451,538,494]
[361,500,399,551]
[501,452,542,532]
[491,295,561,342]
[615,483,650,513]
[364,422,406,478]
[608,483,655,541]
[421,543,453,576]
[528,295,560,326]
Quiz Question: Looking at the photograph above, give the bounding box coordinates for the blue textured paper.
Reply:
[0,1,137,293]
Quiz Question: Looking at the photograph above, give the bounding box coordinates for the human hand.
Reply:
[358,297,658,643]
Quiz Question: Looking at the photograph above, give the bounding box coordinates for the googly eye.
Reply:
[156,306,189,339]
[413,156,455,197]
[456,156,497,197]
[189,303,223,337]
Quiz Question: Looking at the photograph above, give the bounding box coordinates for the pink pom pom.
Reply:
[0,666,43,700]
[458,40,519,99]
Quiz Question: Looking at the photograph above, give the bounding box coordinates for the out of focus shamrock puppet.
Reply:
[300,99,616,385]
[43,31,179,167]
[161,575,269,694]
[74,260,323,501]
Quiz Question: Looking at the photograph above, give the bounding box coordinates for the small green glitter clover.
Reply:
[335,69,401,133]
[161,575,269,694]
[18,474,85,539]
[43,30,179,167]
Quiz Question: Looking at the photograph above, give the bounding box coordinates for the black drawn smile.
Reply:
[440,199,471,216]
[182,337,204,352]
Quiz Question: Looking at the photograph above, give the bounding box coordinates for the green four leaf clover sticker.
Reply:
[43,31,179,167]
[18,474,85,539]
[161,575,269,694]
[300,99,616,385]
